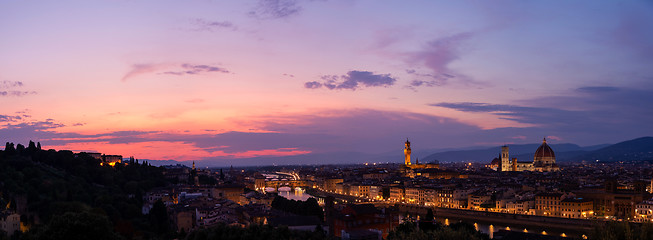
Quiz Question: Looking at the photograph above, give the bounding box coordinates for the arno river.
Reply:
[265,186,585,239]
[266,186,314,201]
[432,217,583,239]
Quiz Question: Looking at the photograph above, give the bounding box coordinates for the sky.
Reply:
[1,0,652,166]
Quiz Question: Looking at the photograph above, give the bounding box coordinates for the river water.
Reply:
[395,212,585,239]
[433,216,583,239]
[266,186,314,201]
[264,185,583,239]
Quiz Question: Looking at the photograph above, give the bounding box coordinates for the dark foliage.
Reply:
[589,221,653,240]
[184,223,328,240]
[0,141,173,239]
[387,221,489,240]
[36,212,123,240]
[198,174,218,185]
[271,196,323,220]
[149,200,169,234]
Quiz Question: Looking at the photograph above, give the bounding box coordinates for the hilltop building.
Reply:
[499,138,559,172]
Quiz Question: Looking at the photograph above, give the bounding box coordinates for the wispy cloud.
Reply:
[0,80,37,97]
[431,86,653,137]
[0,81,24,89]
[406,33,483,88]
[610,10,653,59]
[162,64,230,76]
[249,0,302,19]
[430,101,587,128]
[122,63,230,81]
[305,70,396,90]
[2,109,479,160]
[190,18,237,31]
[575,86,620,93]
[404,69,453,90]
[0,114,23,122]
[1,91,37,97]
[121,64,161,81]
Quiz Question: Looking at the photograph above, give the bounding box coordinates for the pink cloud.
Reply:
[48,141,311,161]
[546,135,562,141]
[419,32,473,73]
[121,64,162,81]
[121,63,229,81]
[406,32,487,88]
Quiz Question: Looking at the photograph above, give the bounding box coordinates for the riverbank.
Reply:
[434,207,598,232]
[305,188,363,203]
[392,204,599,238]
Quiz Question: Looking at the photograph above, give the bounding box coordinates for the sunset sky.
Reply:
[1,1,652,166]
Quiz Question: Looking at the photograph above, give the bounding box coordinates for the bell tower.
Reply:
[404,139,412,165]
[501,145,510,172]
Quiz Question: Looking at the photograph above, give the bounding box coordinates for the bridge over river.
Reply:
[260,172,313,191]
[390,203,596,239]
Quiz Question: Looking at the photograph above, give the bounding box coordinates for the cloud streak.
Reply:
[406,33,482,88]
[122,63,230,80]
[5,98,652,165]
[162,64,230,76]
[0,114,23,122]
[1,109,481,161]
[190,18,237,31]
[1,91,37,97]
[431,86,653,140]
[0,81,24,89]
[249,0,302,19]
[305,70,397,90]
[121,64,160,81]
[0,80,37,97]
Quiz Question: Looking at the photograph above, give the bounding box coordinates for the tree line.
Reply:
[271,196,323,220]
[0,141,174,239]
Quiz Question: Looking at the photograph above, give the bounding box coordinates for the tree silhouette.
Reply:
[388,221,489,240]
[590,221,653,240]
[149,200,169,234]
[15,144,25,154]
[4,142,15,154]
[0,143,171,239]
[38,212,122,240]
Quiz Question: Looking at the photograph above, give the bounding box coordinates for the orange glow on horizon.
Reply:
[47,141,311,161]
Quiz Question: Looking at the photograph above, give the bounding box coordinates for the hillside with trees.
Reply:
[0,141,174,239]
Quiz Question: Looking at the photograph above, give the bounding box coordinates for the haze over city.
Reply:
[1,1,652,165]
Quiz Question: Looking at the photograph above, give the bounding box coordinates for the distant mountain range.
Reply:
[421,137,653,163]
[144,136,653,167]
[571,136,653,162]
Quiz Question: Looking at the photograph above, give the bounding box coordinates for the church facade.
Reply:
[500,138,559,172]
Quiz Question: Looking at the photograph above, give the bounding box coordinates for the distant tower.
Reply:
[404,139,412,165]
[191,161,199,186]
[501,145,510,172]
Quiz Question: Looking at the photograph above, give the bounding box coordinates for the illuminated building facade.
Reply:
[400,139,439,177]
[498,138,559,172]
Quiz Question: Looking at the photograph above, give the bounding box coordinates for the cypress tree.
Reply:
[16,143,25,153]
[5,142,16,154]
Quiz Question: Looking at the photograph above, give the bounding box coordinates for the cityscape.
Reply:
[2,1,653,240]
[2,137,653,239]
